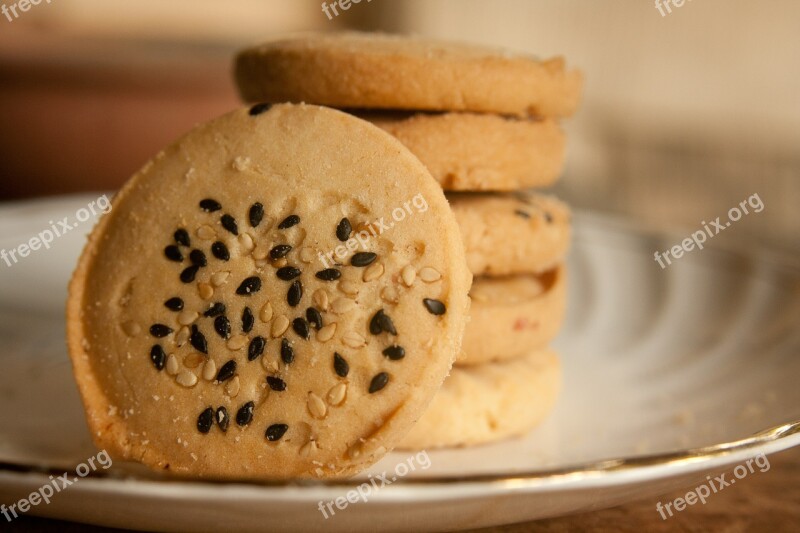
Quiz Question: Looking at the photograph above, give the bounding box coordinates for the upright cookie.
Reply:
[235,32,583,118]
[449,192,571,277]
[360,112,566,191]
[398,349,561,449]
[459,266,566,366]
[66,103,471,480]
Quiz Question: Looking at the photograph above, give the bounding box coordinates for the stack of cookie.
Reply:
[235,32,582,449]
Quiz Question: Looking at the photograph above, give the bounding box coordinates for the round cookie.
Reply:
[358,112,566,191]
[448,192,571,277]
[235,32,583,118]
[458,266,566,366]
[398,349,561,450]
[66,103,472,480]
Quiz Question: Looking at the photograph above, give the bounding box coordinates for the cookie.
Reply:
[235,32,583,118]
[448,192,571,277]
[398,349,561,449]
[458,266,566,366]
[358,111,566,191]
[66,103,472,480]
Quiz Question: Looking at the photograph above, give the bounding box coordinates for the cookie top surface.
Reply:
[235,32,583,118]
[66,103,471,480]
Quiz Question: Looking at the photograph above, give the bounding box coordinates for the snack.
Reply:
[66,103,471,479]
[361,112,566,191]
[459,266,566,366]
[398,349,561,449]
[235,32,583,118]
[449,192,571,277]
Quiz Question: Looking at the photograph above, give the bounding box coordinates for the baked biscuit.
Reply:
[448,192,571,277]
[458,266,566,366]
[66,103,471,480]
[398,349,561,449]
[360,112,566,191]
[235,32,583,118]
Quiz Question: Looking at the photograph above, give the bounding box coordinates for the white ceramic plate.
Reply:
[0,195,798,532]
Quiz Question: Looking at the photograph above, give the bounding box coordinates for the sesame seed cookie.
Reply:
[66,103,471,480]
[448,192,571,277]
[235,32,583,118]
[398,349,561,449]
[458,266,566,366]
[357,111,566,191]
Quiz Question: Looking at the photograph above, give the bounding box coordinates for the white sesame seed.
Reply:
[313,289,330,311]
[211,271,230,287]
[202,359,217,381]
[183,353,204,369]
[331,298,356,314]
[166,354,179,375]
[176,371,198,388]
[327,383,347,406]
[316,323,337,342]
[307,392,327,419]
[239,233,255,252]
[175,326,190,347]
[227,335,248,351]
[260,302,273,322]
[338,280,360,296]
[401,265,416,287]
[198,283,214,300]
[225,376,240,398]
[342,331,366,348]
[196,225,215,240]
[177,310,198,326]
[271,315,290,337]
[363,262,384,282]
[419,267,442,282]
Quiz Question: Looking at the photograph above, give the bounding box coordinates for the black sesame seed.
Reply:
[220,214,239,235]
[351,252,377,267]
[216,360,237,382]
[216,406,229,432]
[236,276,262,295]
[150,345,166,370]
[306,307,323,329]
[200,199,222,212]
[174,228,191,247]
[266,423,289,441]
[423,298,447,316]
[249,202,264,228]
[315,268,341,281]
[270,244,292,260]
[242,307,254,333]
[214,316,231,339]
[369,372,389,394]
[180,265,200,283]
[333,353,349,377]
[287,280,303,307]
[514,209,531,219]
[150,324,173,338]
[292,317,310,339]
[383,345,406,360]
[369,309,397,336]
[211,241,230,261]
[203,302,226,317]
[277,214,300,229]
[189,249,207,267]
[249,103,272,116]
[266,376,287,391]
[280,338,294,364]
[336,218,352,242]
[197,407,214,434]
[190,325,208,354]
[164,245,183,262]
[164,297,184,311]
[236,401,255,426]
[276,266,301,281]
[248,336,266,361]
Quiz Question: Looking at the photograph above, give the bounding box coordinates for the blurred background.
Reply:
[0,0,797,251]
